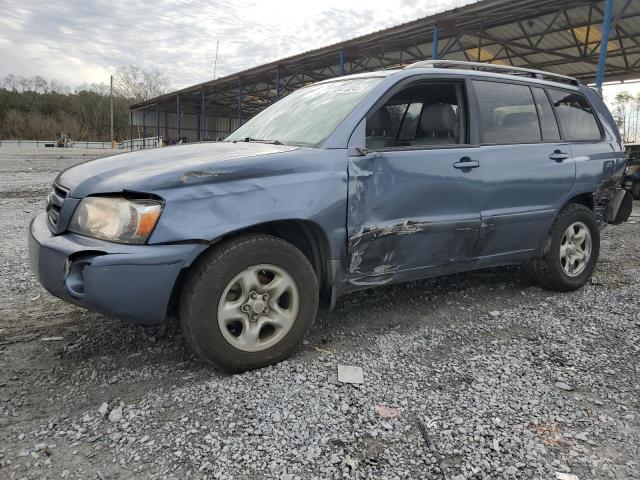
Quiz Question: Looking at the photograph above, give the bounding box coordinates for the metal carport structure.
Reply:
[129,0,640,145]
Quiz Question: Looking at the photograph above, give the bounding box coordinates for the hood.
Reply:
[57,142,299,198]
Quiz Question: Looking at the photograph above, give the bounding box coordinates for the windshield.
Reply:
[225,77,383,147]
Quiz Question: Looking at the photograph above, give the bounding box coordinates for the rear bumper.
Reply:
[28,213,207,325]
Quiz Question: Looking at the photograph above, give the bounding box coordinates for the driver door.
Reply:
[346,79,484,285]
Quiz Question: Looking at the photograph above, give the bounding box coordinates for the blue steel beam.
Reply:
[238,79,243,125]
[141,109,146,149]
[176,95,181,141]
[164,111,168,140]
[339,48,345,76]
[275,66,280,100]
[200,86,205,141]
[432,23,439,59]
[156,104,160,144]
[129,110,133,151]
[595,0,614,91]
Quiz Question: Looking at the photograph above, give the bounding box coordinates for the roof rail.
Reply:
[405,60,580,86]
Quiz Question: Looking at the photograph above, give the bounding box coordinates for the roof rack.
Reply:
[405,60,580,86]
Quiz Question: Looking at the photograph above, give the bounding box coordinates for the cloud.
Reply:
[0,0,469,89]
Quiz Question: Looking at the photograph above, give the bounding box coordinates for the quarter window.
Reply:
[547,89,601,141]
[532,87,561,141]
[473,81,541,144]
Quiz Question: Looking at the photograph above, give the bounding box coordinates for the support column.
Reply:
[176,95,181,142]
[339,48,345,76]
[237,78,243,125]
[275,66,280,100]
[200,85,206,141]
[156,104,160,146]
[141,109,146,149]
[432,23,439,60]
[129,110,133,151]
[595,0,614,91]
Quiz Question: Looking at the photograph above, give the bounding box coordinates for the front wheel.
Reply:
[529,204,600,291]
[180,234,319,371]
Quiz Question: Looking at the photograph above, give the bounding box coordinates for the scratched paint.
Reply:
[180,170,225,183]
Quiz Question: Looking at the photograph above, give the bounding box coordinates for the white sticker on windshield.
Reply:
[332,83,370,94]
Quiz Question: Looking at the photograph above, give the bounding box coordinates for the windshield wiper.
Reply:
[236,137,282,145]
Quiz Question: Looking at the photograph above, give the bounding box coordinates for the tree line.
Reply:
[1,68,639,144]
[612,91,640,144]
[0,65,169,142]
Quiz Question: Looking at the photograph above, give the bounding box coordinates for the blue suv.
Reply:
[29,61,632,371]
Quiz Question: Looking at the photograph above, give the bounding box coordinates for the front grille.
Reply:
[46,183,68,233]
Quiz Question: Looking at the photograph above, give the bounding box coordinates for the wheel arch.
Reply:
[534,192,595,256]
[166,219,334,322]
[564,192,594,210]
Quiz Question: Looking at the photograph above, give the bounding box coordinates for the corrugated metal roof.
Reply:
[131,0,640,118]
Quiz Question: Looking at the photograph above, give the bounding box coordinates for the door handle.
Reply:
[549,150,569,162]
[453,157,481,169]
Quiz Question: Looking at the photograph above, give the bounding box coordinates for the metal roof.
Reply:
[131,0,640,120]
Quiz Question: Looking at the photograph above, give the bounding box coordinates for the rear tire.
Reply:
[180,234,319,372]
[529,203,600,291]
[632,181,640,200]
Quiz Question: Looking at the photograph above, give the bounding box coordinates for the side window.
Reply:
[547,89,601,141]
[385,104,409,138]
[532,87,561,141]
[366,82,464,149]
[473,80,541,144]
[398,103,423,141]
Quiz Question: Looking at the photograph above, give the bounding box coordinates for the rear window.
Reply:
[473,81,541,144]
[547,89,601,141]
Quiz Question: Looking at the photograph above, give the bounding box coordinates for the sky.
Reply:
[0,0,468,87]
[1,0,638,100]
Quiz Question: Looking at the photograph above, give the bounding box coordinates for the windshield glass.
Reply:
[225,77,383,147]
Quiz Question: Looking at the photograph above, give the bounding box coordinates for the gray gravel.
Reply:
[0,149,639,479]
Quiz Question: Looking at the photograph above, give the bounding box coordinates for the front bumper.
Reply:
[28,213,207,325]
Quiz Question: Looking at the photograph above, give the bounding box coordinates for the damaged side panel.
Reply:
[346,150,483,286]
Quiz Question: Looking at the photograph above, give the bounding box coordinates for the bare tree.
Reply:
[0,71,167,141]
[113,64,169,102]
[612,91,639,143]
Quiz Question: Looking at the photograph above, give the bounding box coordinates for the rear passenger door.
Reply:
[546,88,610,195]
[470,80,576,258]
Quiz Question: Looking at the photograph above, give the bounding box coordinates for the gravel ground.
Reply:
[0,149,639,480]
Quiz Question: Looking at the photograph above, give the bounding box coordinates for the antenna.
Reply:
[213,40,220,79]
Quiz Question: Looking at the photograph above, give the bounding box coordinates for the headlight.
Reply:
[69,197,162,244]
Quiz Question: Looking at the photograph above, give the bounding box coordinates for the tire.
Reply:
[632,181,640,200]
[179,234,319,372]
[529,203,600,291]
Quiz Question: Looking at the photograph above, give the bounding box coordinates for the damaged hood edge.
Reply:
[57,142,300,198]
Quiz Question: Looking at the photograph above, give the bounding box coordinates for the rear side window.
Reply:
[547,89,601,141]
[532,87,561,141]
[473,81,541,144]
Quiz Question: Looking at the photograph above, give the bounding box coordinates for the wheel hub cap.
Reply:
[559,221,592,278]
[243,291,269,318]
[217,264,300,352]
